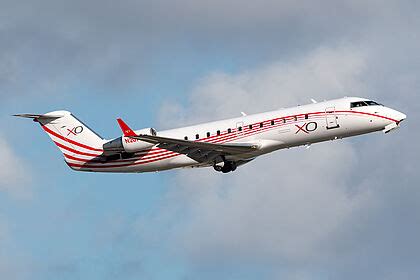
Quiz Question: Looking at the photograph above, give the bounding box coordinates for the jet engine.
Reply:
[103,128,157,153]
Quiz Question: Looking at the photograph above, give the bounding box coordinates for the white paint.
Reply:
[16,97,406,173]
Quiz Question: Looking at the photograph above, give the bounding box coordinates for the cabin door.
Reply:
[325,107,340,129]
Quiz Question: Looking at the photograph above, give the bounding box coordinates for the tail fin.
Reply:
[14,111,105,158]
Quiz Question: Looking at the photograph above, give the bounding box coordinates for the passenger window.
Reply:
[283,119,286,123]
[195,134,199,139]
[228,128,232,133]
[305,114,308,119]
[217,130,220,136]
[271,120,275,125]
[207,132,210,137]
[184,136,188,140]
[238,127,242,131]
[294,116,298,121]
[249,124,253,130]
[260,123,263,128]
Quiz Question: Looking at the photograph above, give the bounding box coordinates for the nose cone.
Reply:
[394,110,407,124]
[384,107,406,124]
[382,109,406,133]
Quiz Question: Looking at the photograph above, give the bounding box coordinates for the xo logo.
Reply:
[295,122,317,134]
[67,126,84,136]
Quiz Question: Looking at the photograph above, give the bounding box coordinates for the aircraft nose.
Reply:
[392,110,406,124]
[397,111,406,123]
[382,108,406,133]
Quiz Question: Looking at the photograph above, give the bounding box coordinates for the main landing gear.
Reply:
[213,158,237,173]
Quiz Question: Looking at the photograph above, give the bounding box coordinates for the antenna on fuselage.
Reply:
[240,112,247,116]
[310,98,317,104]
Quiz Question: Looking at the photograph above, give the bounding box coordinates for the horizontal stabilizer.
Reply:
[13,113,64,120]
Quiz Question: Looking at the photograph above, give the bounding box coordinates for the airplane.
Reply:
[15,97,406,173]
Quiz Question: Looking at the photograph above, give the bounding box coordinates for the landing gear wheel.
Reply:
[214,161,237,173]
[213,165,222,172]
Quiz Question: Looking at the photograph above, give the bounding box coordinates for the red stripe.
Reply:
[63,150,175,164]
[61,144,175,163]
[198,112,327,143]
[339,110,398,122]
[42,125,103,152]
[67,153,179,168]
[64,114,310,167]
[54,141,101,157]
[66,120,291,168]
[64,153,98,162]
[199,111,395,143]
[48,110,395,158]
[66,110,397,169]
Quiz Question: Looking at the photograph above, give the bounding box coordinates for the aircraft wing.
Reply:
[129,134,259,163]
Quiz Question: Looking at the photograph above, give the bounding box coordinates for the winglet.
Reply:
[117,118,137,136]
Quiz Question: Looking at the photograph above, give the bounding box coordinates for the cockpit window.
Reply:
[365,100,382,106]
[350,101,367,108]
[350,100,383,108]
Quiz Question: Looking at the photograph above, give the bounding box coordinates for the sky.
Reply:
[1,0,420,279]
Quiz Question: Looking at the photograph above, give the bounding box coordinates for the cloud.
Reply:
[147,43,420,279]
[174,144,360,260]
[0,135,31,199]
[158,45,368,127]
[1,1,420,279]
[0,0,407,100]
[153,46,368,270]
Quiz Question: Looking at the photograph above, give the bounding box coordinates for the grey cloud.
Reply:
[158,45,368,127]
[149,39,420,279]
[0,0,410,100]
[2,0,420,278]
[175,144,359,262]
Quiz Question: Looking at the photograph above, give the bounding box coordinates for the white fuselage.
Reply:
[65,97,406,173]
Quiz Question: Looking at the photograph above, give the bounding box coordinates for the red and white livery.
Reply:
[15,97,406,173]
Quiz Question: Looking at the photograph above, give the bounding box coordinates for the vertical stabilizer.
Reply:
[15,111,105,159]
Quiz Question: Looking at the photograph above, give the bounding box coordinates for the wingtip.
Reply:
[117,118,137,137]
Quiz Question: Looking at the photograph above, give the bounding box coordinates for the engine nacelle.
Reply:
[103,127,157,153]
